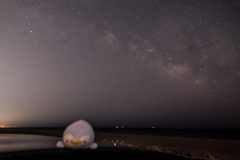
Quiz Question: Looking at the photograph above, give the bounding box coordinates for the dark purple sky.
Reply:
[0,0,240,129]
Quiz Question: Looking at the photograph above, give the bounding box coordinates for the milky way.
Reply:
[0,0,240,128]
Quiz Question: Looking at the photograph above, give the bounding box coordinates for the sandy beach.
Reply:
[95,133,240,160]
[0,128,239,159]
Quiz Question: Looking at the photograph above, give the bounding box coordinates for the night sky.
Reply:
[0,0,240,129]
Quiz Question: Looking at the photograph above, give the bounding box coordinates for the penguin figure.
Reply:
[56,120,98,149]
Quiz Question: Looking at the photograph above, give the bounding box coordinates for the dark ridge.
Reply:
[94,128,240,140]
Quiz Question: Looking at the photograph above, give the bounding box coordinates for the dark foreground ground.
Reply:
[0,128,240,160]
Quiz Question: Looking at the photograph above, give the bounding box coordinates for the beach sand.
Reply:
[0,128,239,159]
[95,133,240,160]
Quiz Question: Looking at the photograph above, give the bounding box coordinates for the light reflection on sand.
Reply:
[0,134,132,153]
[0,134,61,152]
[100,138,133,147]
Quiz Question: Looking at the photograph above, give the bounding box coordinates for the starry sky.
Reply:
[0,0,240,129]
